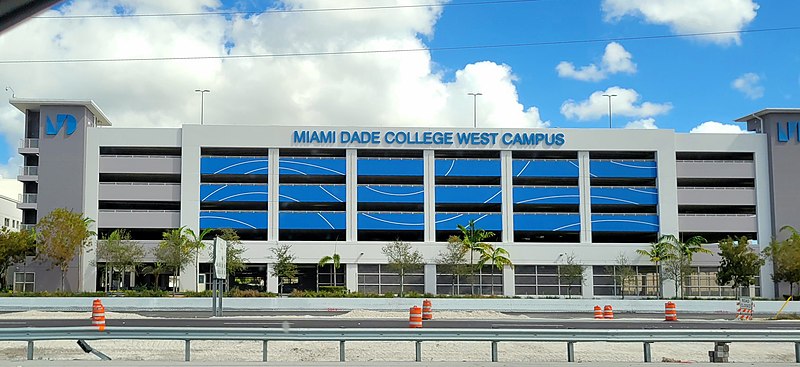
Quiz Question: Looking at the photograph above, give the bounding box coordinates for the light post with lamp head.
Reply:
[602,93,617,128]
[467,92,482,128]
[194,89,210,125]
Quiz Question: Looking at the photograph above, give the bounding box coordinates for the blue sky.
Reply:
[0,0,798,179]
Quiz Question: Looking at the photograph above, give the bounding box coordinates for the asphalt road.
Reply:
[1,316,796,330]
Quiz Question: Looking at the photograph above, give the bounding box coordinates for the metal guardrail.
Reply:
[3,327,800,363]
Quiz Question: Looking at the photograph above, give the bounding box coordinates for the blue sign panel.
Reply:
[279,185,345,203]
[45,114,77,136]
[435,186,501,204]
[279,158,345,176]
[200,211,268,229]
[357,212,424,230]
[591,215,659,232]
[590,160,657,178]
[512,160,579,177]
[777,121,800,142]
[201,157,268,175]
[435,213,501,231]
[358,159,423,176]
[357,185,423,203]
[514,214,580,232]
[513,187,579,205]
[590,187,658,205]
[280,212,346,230]
[435,159,500,177]
[201,184,267,202]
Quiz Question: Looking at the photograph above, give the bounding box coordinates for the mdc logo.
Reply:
[45,114,77,136]
[777,121,800,142]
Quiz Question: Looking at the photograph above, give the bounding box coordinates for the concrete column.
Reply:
[754,140,775,298]
[500,150,514,244]
[81,131,100,292]
[582,265,594,298]
[346,150,357,242]
[268,149,280,242]
[578,151,592,243]
[424,264,436,295]
[345,263,358,293]
[502,264,514,296]
[423,150,436,242]
[179,128,202,292]
[266,263,278,293]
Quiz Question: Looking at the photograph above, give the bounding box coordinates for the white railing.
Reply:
[5,326,800,363]
[22,193,37,204]
[19,166,38,176]
[18,138,38,149]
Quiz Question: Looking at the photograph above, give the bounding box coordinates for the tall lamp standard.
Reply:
[467,92,482,128]
[602,93,617,128]
[194,89,210,125]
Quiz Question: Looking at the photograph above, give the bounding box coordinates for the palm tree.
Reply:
[477,245,512,295]
[142,262,168,290]
[184,227,213,292]
[318,253,341,289]
[674,235,710,298]
[636,234,678,298]
[455,220,494,295]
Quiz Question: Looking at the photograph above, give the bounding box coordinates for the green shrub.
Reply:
[227,289,277,297]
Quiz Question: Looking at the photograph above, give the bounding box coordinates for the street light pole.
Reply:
[467,92,482,128]
[602,93,617,128]
[194,89,210,125]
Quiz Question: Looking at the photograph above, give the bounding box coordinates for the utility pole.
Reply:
[602,93,617,128]
[195,89,210,125]
[468,92,482,128]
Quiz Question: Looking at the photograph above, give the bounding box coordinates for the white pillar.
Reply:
[266,263,278,293]
[423,150,436,242]
[578,151,592,243]
[346,149,358,242]
[268,148,280,242]
[345,263,358,293]
[502,264,514,296]
[424,264,436,294]
[500,150,514,244]
[582,265,594,298]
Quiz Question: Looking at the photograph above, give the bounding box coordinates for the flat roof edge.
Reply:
[9,98,112,126]
[735,108,800,122]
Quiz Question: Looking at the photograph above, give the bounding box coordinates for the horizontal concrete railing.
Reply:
[1,298,798,314]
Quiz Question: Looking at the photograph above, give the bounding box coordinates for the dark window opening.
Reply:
[512,151,578,159]
[280,229,346,241]
[436,230,501,242]
[99,201,180,210]
[592,205,658,214]
[201,174,268,184]
[24,155,38,166]
[679,232,758,243]
[100,146,181,156]
[677,178,754,188]
[592,232,658,243]
[514,231,579,243]
[590,178,657,186]
[99,173,181,183]
[201,202,268,211]
[513,177,579,186]
[435,203,501,212]
[678,205,756,215]
[357,230,424,242]
[357,176,424,185]
[436,176,501,185]
[26,111,40,139]
[280,202,346,211]
[435,150,500,159]
[279,148,345,157]
[98,228,176,241]
[590,151,655,160]
[676,152,754,161]
[201,147,270,156]
[280,175,346,184]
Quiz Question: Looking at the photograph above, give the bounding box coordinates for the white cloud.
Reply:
[732,73,764,99]
[602,0,759,45]
[0,0,546,162]
[556,42,636,82]
[560,87,672,121]
[689,121,747,134]
[624,118,658,129]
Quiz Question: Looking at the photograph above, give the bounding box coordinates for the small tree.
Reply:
[218,228,246,288]
[636,234,678,298]
[270,243,298,295]
[184,227,213,292]
[154,228,193,294]
[764,226,800,297]
[94,229,144,291]
[36,208,95,291]
[142,262,168,290]
[717,236,765,298]
[382,240,424,296]
[436,236,470,295]
[454,220,494,295]
[558,254,584,298]
[318,253,341,289]
[477,245,512,296]
[606,253,637,299]
[0,228,35,290]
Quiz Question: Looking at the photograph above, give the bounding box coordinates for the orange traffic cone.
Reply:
[603,305,614,319]
[92,299,106,331]
[593,305,603,319]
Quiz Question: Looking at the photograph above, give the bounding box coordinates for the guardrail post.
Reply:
[415,341,422,362]
[795,342,799,363]
[184,340,191,361]
[491,341,498,362]
[643,342,652,362]
[567,342,575,362]
[26,341,33,360]
[339,340,345,362]
[263,340,268,362]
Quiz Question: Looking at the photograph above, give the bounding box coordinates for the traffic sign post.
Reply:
[212,237,227,317]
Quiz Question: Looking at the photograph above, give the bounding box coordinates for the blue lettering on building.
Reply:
[777,121,800,142]
[291,130,566,147]
[45,114,77,136]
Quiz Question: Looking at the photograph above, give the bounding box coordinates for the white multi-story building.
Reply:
[10,98,800,298]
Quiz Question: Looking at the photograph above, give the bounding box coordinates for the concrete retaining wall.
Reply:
[1,298,798,314]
